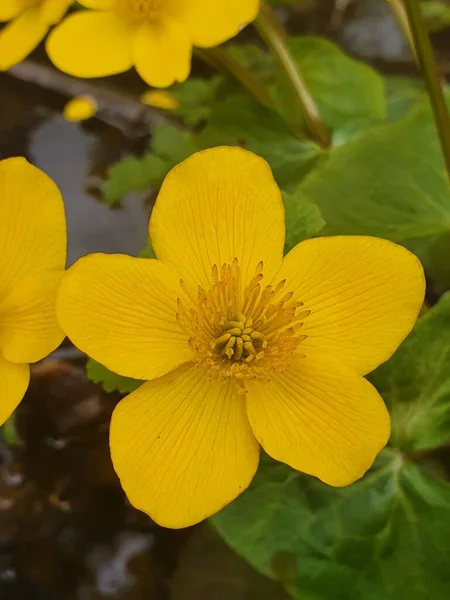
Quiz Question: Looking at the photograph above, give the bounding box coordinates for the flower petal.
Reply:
[0,271,65,363]
[150,147,285,292]
[0,355,29,426]
[56,253,192,380]
[0,8,49,70]
[79,0,113,8]
[0,0,22,21]
[276,236,425,375]
[63,95,97,122]
[134,19,191,88]
[40,0,72,24]
[175,0,260,47]
[46,11,135,78]
[0,158,66,362]
[246,352,390,486]
[110,364,259,528]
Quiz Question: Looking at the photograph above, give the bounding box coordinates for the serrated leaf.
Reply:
[86,358,143,394]
[300,100,450,243]
[213,450,450,600]
[102,154,169,206]
[171,77,223,127]
[275,37,386,132]
[370,292,450,452]
[282,190,325,251]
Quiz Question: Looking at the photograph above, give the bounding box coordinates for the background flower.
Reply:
[0,0,72,71]
[56,147,424,528]
[0,158,67,425]
[46,0,260,87]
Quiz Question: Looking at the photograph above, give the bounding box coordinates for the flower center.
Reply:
[112,0,164,22]
[176,260,311,389]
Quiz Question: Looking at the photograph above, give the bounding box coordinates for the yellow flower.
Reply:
[56,147,425,529]
[0,0,72,71]
[0,158,67,425]
[140,90,180,110]
[63,95,97,121]
[46,0,260,87]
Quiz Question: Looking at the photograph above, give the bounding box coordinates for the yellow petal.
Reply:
[150,147,285,292]
[0,0,22,21]
[134,20,191,88]
[175,0,260,47]
[246,352,390,486]
[79,0,113,8]
[63,96,97,122]
[277,236,425,375]
[0,7,49,70]
[140,90,180,110]
[46,11,135,78]
[0,271,65,363]
[110,364,259,528]
[0,158,66,362]
[0,354,29,426]
[56,253,192,380]
[40,0,72,24]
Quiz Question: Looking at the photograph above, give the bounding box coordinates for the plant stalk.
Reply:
[387,0,418,63]
[404,0,450,183]
[254,1,330,147]
[195,47,274,110]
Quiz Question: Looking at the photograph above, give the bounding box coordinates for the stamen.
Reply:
[176,260,310,382]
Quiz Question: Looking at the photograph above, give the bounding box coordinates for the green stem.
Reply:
[388,0,418,63]
[404,0,450,183]
[195,47,275,110]
[254,1,330,147]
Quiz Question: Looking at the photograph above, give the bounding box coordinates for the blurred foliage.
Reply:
[422,0,450,31]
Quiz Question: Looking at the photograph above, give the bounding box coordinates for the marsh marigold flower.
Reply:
[46,0,260,87]
[0,0,72,71]
[56,147,425,528]
[63,95,97,122]
[0,158,66,425]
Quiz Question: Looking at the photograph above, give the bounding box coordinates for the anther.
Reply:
[234,337,244,360]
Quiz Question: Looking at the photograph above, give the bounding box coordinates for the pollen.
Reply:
[112,0,164,22]
[176,260,310,387]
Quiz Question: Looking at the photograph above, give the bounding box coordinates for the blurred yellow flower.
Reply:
[56,147,425,528]
[46,0,260,87]
[0,158,67,425]
[140,90,179,110]
[0,0,72,71]
[63,95,97,121]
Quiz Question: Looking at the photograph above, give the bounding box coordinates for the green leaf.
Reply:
[86,358,143,394]
[171,76,223,127]
[102,123,223,205]
[275,37,386,131]
[226,43,276,86]
[282,190,325,251]
[370,293,450,452]
[102,154,169,206]
[209,94,323,186]
[384,76,425,121]
[422,0,450,31]
[213,450,450,599]
[300,100,450,243]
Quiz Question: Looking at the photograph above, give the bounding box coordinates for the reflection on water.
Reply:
[30,117,151,266]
